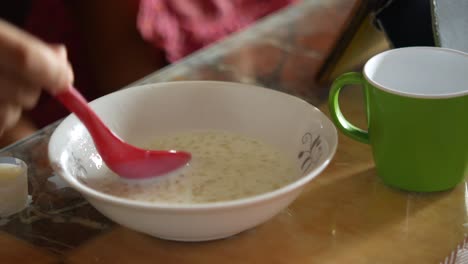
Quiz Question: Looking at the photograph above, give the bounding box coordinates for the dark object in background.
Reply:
[373,0,435,47]
[315,0,436,85]
[0,1,31,26]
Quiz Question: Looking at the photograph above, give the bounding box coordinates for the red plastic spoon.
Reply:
[54,86,191,180]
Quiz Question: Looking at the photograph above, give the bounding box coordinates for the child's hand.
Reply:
[0,19,73,135]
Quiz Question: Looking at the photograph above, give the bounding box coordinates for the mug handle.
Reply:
[328,72,370,144]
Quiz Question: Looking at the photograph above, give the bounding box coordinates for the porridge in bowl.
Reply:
[83,130,301,203]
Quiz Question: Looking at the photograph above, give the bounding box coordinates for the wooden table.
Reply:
[1,0,465,263]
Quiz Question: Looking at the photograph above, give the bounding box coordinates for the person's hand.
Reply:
[0,19,74,135]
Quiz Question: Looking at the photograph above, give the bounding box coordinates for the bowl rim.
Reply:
[49,81,338,211]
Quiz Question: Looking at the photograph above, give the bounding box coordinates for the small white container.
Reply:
[0,157,28,217]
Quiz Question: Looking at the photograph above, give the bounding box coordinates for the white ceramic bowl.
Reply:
[49,81,337,241]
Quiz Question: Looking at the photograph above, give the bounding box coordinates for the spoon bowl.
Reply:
[54,86,191,179]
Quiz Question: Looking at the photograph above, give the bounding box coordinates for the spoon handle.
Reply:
[54,86,119,153]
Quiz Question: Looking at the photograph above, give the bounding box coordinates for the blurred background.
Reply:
[0,0,438,146]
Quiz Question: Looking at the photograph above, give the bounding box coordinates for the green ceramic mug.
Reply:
[329,47,468,192]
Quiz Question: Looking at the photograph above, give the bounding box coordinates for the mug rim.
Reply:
[363,47,468,99]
